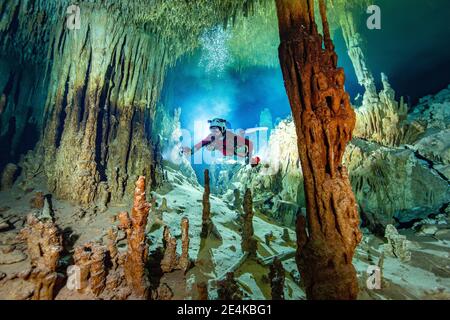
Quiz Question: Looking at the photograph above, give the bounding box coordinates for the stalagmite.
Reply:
[197,282,209,300]
[275,0,362,299]
[161,217,191,273]
[269,257,285,300]
[201,169,212,238]
[107,228,119,270]
[241,189,257,256]
[217,272,243,300]
[201,169,221,239]
[233,189,243,213]
[18,214,63,300]
[73,242,108,296]
[30,192,45,209]
[161,226,179,273]
[179,217,190,272]
[117,176,151,299]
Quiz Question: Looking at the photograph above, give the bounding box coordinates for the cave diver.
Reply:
[182,118,260,166]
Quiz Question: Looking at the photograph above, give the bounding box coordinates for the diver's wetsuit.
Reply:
[193,130,254,164]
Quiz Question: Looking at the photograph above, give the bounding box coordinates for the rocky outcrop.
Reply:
[18,214,63,300]
[276,0,362,299]
[345,139,449,229]
[382,225,411,262]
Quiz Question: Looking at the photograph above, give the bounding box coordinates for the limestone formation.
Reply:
[0,0,262,207]
[197,282,209,300]
[241,189,257,256]
[201,170,221,239]
[1,163,18,190]
[18,214,63,300]
[179,217,190,272]
[161,217,190,273]
[281,228,291,242]
[383,225,411,262]
[353,74,419,147]
[217,272,243,300]
[161,226,179,273]
[344,139,449,229]
[337,8,378,104]
[40,197,53,221]
[106,228,120,270]
[269,257,285,300]
[233,189,243,213]
[30,192,45,209]
[117,176,151,299]
[201,169,212,238]
[96,182,110,213]
[73,242,108,296]
[275,0,362,299]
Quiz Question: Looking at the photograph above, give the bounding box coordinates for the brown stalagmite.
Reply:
[73,242,108,296]
[241,189,257,256]
[89,245,107,296]
[179,217,190,272]
[275,0,362,299]
[160,217,190,273]
[217,272,243,300]
[118,176,151,299]
[197,282,209,300]
[161,226,179,273]
[19,214,63,300]
[201,169,212,238]
[107,227,119,269]
[73,245,93,292]
[269,257,285,300]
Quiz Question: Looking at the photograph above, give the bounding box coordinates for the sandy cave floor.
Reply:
[0,168,449,300]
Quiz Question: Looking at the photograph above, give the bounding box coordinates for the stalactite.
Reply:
[275,0,362,299]
[337,8,377,104]
[18,214,63,300]
[117,176,151,299]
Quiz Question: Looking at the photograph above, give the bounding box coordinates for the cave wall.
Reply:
[0,0,265,205]
[0,1,169,205]
[0,56,48,172]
